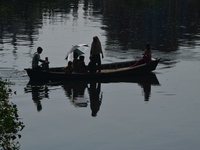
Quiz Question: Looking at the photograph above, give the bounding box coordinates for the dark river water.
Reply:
[1,1,200,150]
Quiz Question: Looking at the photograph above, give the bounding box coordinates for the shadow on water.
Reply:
[24,73,160,116]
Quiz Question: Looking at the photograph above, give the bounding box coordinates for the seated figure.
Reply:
[88,56,97,73]
[76,56,87,73]
[132,43,152,67]
[63,61,73,74]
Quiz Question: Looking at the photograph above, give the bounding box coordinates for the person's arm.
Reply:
[36,54,44,63]
[143,49,148,56]
[39,57,49,64]
[39,59,45,63]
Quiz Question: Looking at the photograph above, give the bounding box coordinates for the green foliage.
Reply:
[0,78,25,150]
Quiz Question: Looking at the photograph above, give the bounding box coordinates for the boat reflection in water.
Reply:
[25,73,160,115]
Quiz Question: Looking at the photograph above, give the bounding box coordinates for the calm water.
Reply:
[1,1,200,150]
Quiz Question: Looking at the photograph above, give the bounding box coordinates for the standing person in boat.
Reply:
[32,47,49,70]
[90,36,104,72]
[132,43,152,67]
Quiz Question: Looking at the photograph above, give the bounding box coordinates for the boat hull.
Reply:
[25,58,161,81]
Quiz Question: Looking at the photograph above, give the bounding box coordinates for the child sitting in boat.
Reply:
[63,61,73,74]
[132,43,152,67]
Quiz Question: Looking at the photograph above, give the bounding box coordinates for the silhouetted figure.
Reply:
[88,82,102,117]
[72,52,79,72]
[76,55,87,73]
[88,56,97,73]
[132,43,152,67]
[32,47,49,70]
[90,36,104,72]
[63,61,73,74]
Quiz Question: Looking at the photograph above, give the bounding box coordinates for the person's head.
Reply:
[93,36,99,42]
[73,52,78,59]
[145,43,150,50]
[68,61,72,66]
[79,55,85,61]
[37,47,43,54]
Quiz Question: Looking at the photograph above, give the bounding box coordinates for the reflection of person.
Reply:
[32,47,49,70]
[143,83,151,101]
[88,82,102,117]
[138,83,151,101]
[31,87,43,111]
[132,43,152,67]
[90,36,104,72]
[24,85,49,112]
[62,82,88,107]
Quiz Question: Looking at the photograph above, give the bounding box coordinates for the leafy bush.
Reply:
[0,79,25,150]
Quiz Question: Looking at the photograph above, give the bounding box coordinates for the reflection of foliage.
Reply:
[102,0,200,50]
[0,0,71,48]
[0,78,25,150]
[0,0,71,18]
[0,0,200,52]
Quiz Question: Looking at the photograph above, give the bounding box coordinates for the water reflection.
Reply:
[1,0,199,52]
[0,0,71,49]
[62,81,103,116]
[24,73,160,115]
[88,82,103,117]
[62,81,89,107]
[102,0,200,52]
[24,84,49,111]
[138,82,151,102]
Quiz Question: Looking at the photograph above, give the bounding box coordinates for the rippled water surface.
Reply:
[1,1,200,150]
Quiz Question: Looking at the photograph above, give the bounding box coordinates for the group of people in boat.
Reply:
[63,54,87,73]
[31,36,152,73]
[62,36,104,74]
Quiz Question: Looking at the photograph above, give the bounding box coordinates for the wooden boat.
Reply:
[24,58,161,81]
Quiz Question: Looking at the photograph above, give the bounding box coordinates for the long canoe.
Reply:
[24,58,161,81]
